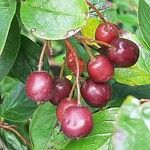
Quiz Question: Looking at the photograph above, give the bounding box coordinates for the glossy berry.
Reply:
[107,38,139,67]
[50,77,72,105]
[81,78,112,108]
[56,98,77,123]
[87,55,114,82]
[25,71,53,102]
[95,22,119,43]
[67,47,84,75]
[62,106,93,139]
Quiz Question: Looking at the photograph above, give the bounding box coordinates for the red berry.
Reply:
[95,22,119,43]
[66,49,84,75]
[107,38,139,67]
[87,55,114,82]
[56,98,77,123]
[81,78,112,108]
[25,71,53,102]
[62,106,93,139]
[50,77,72,105]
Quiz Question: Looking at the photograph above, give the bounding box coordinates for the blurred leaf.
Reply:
[0,83,37,122]
[20,0,88,40]
[65,108,118,150]
[112,96,150,150]
[0,0,16,55]
[138,0,150,48]
[0,16,20,81]
[0,129,27,150]
[109,82,150,107]
[30,102,56,150]
[114,33,150,85]
[10,35,50,83]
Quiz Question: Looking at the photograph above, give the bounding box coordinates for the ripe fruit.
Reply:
[56,98,77,123]
[25,71,53,102]
[87,55,114,82]
[81,78,112,108]
[50,77,72,105]
[66,49,84,75]
[107,38,139,67]
[95,22,119,43]
[61,106,93,138]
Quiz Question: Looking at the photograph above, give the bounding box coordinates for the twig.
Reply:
[69,80,76,99]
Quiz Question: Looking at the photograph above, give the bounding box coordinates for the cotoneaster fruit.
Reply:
[61,106,93,139]
[50,77,72,105]
[87,55,114,82]
[25,71,53,102]
[56,98,77,123]
[81,78,112,108]
[107,38,139,67]
[95,22,119,43]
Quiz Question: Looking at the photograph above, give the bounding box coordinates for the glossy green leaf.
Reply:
[114,33,150,86]
[112,96,150,150]
[0,16,20,81]
[20,0,88,40]
[65,108,118,150]
[138,0,150,48]
[0,0,16,55]
[30,102,56,150]
[0,83,37,122]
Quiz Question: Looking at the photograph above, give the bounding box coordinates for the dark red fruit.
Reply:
[62,106,93,139]
[81,78,112,108]
[87,55,114,82]
[50,77,72,105]
[25,71,53,102]
[66,49,84,75]
[107,38,139,67]
[56,98,77,123]
[95,22,119,43]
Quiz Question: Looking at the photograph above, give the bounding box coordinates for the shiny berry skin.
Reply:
[95,22,119,43]
[81,78,112,108]
[107,38,139,67]
[87,55,114,82]
[25,71,53,102]
[62,106,93,139]
[50,77,72,105]
[56,98,77,123]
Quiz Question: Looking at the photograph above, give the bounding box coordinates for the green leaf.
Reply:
[65,108,118,150]
[10,35,50,83]
[0,83,37,122]
[30,102,56,150]
[114,33,150,86]
[0,129,27,150]
[0,16,20,81]
[0,0,16,55]
[138,0,150,48]
[20,0,88,40]
[112,96,150,150]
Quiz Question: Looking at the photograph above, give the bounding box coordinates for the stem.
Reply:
[59,59,66,79]
[74,35,95,60]
[75,35,112,48]
[38,41,47,71]
[65,39,81,105]
[0,122,30,146]
[69,80,76,99]
[86,0,107,23]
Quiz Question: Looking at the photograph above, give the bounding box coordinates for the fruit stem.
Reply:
[65,39,81,105]
[86,0,107,23]
[75,35,112,48]
[38,41,47,71]
[74,35,95,60]
[69,80,76,99]
[59,59,66,79]
[0,122,31,146]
